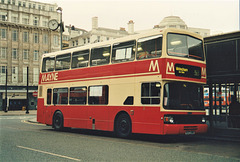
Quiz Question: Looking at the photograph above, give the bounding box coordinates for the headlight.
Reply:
[202,117,206,123]
[164,116,174,124]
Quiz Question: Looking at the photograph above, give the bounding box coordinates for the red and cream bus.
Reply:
[37,28,207,137]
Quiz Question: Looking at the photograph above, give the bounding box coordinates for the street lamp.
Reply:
[57,7,63,50]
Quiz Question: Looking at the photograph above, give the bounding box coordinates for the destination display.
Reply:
[175,64,201,79]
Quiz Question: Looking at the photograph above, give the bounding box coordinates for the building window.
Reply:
[43,34,48,44]
[76,40,78,46]
[1,66,6,75]
[34,33,39,43]
[12,66,18,83]
[0,66,7,83]
[0,12,7,21]
[33,68,39,83]
[72,41,75,47]
[88,85,109,105]
[22,15,29,24]
[0,47,7,59]
[97,36,100,42]
[141,82,161,104]
[54,35,59,46]
[23,2,26,7]
[50,7,53,11]
[12,48,18,60]
[12,0,15,5]
[33,4,36,9]
[34,50,39,61]
[18,1,21,6]
[33,17,39,26]
[42,6,45,11]
[11,13,18,23]
[23,31,29,42]
[87,37,90,43]
[23,49,29,60]
[0,29,7,39]
[83,38,86,44]
[28,3,31,8]
[0,66,6,74]
[38,5,41,10]
[12,30,18,41]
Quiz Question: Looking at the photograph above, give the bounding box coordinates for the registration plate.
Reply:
[185,131,195,135]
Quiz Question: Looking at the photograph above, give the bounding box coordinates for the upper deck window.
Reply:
[167,33,204,61]
[112,40,135,63]
[55,53,71,71]
[42,57,55,73]
[90,45,111,66]
[137,35,162,60]
[72,50,89,69]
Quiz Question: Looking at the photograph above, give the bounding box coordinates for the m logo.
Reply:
[166,62,175,74]
[149,60,160,73]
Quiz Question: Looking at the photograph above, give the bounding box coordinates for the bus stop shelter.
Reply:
[204,31,240,130]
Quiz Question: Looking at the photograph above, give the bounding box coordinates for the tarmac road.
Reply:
[1,114,240,161]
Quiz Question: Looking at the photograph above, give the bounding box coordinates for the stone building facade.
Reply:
[0,0,60,110]
[69,17,134,48]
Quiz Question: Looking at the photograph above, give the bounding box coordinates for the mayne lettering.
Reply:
[41,72,58,82]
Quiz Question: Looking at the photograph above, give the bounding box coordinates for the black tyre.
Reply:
[115,113,132,138]
[53,111,64,131]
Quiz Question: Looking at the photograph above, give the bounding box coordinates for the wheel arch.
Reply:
[114,111,132,132]
[52,110,64,129]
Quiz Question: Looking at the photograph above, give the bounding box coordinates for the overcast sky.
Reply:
[37,0,239,34]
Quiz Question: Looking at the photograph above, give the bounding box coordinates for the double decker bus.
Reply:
[37,28,207,137]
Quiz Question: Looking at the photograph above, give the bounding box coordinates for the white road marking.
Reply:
[17,145,81,161]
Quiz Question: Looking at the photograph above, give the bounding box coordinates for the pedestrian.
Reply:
[228,96,240,128]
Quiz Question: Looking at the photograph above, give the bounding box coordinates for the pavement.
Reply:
[1,110,240,142]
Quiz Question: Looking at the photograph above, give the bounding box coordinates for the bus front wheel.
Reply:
[115,113,132,138]
[53,111,64,131]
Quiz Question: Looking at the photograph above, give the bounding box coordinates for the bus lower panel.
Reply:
[163,124,208,135]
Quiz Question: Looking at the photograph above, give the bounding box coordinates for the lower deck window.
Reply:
[69,87,87,105]
[53,88,68,105]
[141,82,161,104]
[88,85,109,105]
[47,89,52,105]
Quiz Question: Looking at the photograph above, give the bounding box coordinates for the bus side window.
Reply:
[53,88,68,105]
[141,82,161,104]
[71,50,89,69]
[88,85,109,105]
[69,86,87,105]
[47,89,52,105]
[90,45,111,66]
[42,57,55,72]
[112,40,136,63]
[55,53,71,71]
[137,35,162,60]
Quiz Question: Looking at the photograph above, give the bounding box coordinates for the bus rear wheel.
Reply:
[115,113,132,138]
[53,111,64,131]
